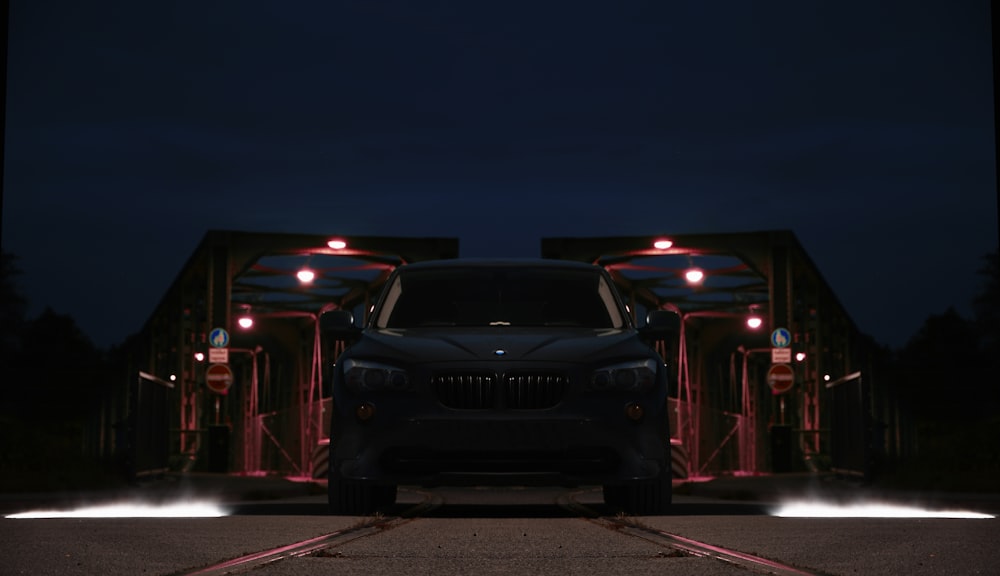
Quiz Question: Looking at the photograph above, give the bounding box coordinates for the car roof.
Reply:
[398,258,603,271]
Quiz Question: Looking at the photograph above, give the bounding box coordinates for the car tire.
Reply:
[603,473,671,515]
[328,467,397,515]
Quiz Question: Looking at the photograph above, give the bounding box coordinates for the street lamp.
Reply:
[684,268,705,285]
[296,268,316,284]
[653,239,673,250]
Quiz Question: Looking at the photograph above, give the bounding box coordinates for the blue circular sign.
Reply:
[209,327,230,348]
[771,328,791,348]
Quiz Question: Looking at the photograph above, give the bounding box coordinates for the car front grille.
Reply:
[433,373,566,410]
[504,374,565,409]
[433,373,496,409]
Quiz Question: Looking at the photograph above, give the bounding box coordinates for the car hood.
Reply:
[349,327,651,365]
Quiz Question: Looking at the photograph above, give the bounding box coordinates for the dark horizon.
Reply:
[2,1,996,350]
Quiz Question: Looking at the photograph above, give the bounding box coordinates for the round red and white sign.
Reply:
[206,363,234,394]
[766,363,795,394]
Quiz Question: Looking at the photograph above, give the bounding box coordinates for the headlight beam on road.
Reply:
[5,500,228,519]
[772,500,994,519]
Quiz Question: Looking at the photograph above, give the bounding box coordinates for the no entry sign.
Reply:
[766,363,795,394]
[206,363,234,394]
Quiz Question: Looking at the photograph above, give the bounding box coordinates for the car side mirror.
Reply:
[320,309,360,338]
[640,309,678,338]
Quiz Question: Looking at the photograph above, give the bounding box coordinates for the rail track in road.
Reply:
[558,490,832,576]
[171,491,445,576]
[171,487,834,576]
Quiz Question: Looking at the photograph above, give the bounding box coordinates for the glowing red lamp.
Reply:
[297,268,316,284]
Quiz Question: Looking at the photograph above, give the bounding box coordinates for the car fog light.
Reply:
[356,402,376,422]
[624,402,644,421]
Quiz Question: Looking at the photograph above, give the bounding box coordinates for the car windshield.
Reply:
[373,267,626,329]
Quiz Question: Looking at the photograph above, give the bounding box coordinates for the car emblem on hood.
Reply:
[493,349,507,356]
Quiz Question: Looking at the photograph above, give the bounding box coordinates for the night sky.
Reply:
[3,1,996,350]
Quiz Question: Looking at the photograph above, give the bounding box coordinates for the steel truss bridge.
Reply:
[103,230,882,483]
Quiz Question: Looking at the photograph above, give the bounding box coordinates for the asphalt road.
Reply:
[3,484,998,575]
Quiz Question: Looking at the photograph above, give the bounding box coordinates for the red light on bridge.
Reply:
[296,268,316,284]
[653,239,673,250]
[327,239,348,250]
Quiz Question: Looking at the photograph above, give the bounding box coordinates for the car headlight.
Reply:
[342,359,411,392]
[590,359,658,392]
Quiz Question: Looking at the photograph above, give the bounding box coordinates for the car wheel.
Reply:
[604,474,671,515]
[328,467,397,515]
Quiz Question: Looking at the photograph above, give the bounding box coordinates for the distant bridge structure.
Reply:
[102,230,883,483]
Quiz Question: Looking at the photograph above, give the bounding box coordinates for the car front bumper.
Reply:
[332,407,668,486]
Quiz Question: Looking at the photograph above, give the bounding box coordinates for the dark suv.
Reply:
[323,259,673,514]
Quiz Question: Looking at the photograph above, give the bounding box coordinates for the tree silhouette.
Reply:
[0,252,115,491]
[972,251,999,407]
[16,307,104,419]
[895,306,981,420]
[0,252,28,376]
[884,250,1000,491]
